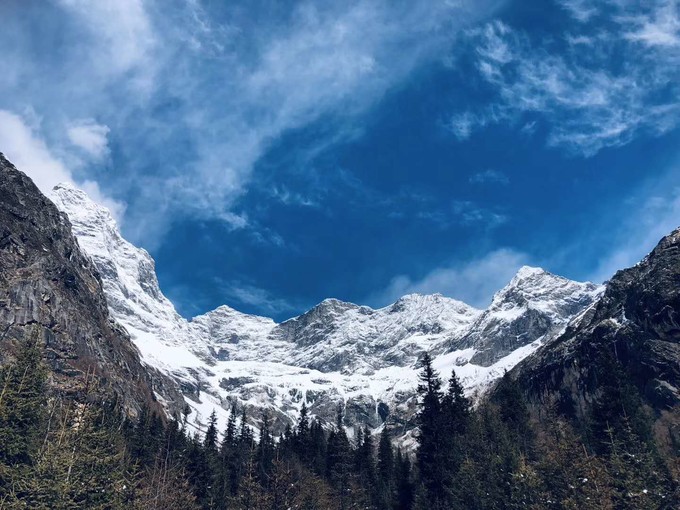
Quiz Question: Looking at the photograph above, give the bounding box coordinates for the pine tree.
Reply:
[442,370,470,436]
[415,352,447,509]
[185,432,211,506]
[204,409,219,453]
[239,409,254,448]
[224,404,238,450]
[357,426,375,484]
[326,406,354,509]
[0,329,47,468]
[296,400,310,462]
[309,418,327,476]
[493,372,531,450]
[24,399,132,509]
[230,455,271,510]
[256,412,274,483]
[394,449,414,510]
[376,426,395,509]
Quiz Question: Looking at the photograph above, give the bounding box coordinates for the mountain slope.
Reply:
[453,266,602,366]
[48,181,602,438]
[0,153,182,418]
[506,227,680,446]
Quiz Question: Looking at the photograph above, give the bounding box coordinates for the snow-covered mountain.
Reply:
[451,266,604,366]
[49,183,602,440]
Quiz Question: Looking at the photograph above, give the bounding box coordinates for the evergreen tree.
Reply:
[326,406,355,509]
[256,412,275,483]
[492,372,532,450]
[239,409,254,448]
[376,426,395,509]
[224,405,238,450]
[394,449,414,510]
[309,418,327,476]
[296,400,310,462]
[0,330,47,468]
[442,370,471,436]
[25,400,132,509]
[415,352,447,509]
[357,426,375,485]
[203,409,219,453]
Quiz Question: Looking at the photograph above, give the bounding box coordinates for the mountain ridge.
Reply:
[48,179,603,440]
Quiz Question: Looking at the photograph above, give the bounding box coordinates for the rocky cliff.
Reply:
[506,227,680,446]
[0,153,183,418]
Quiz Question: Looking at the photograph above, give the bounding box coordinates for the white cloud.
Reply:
[0,110,72,191]
[469,169,509,185]
[623,0,680,48]
[0,0,510,247]
[6,0,504,245]
[0,109,125,222]
[558,0,599,22]
[54,0,157,87]
[452,2,680,156]
[451,200,507,227]
[588,179,680,283]
[221,281,296,316]
[67,119,110,160]
[371,248,529,308]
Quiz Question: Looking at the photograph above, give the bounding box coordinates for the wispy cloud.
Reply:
[622,0,680,48]
[0,110,125,221]
[1,0,504,247]
[558,0,599,22]
[587,162,680,283]
[450,1,680,156]
[67,119,111,160]
[370,248,530,308]
[219,280,297,316]
[469,169,509,185]
[54,0,158,90]
[450,200,508,228]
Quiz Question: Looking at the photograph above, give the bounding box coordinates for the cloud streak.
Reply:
[587,161,680,283]
[450,1,680,156]
[0,0,504,246]
[370,248,530,308]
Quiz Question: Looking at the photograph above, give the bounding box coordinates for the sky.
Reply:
[1,0,679,320]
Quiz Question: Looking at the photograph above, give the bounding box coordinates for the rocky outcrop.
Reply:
[507,228,680,428]
[0,153,183,418]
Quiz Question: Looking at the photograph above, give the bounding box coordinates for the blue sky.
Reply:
[1,0,679,320]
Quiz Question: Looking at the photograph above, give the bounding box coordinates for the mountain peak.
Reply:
[514,265,548,279]
[50,181,119,235]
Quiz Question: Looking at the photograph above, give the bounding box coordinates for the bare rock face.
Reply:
[0,153,183,418]
[508,228,680,425]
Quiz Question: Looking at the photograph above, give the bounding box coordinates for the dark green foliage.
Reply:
[0,328,677,510]
[376,426,395,509]
[204,409,219,453]
[0,330,47,468]
[394,449,414,510]
[415,356,474,509]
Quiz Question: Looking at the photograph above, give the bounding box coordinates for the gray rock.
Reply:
[0,153,184,419]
